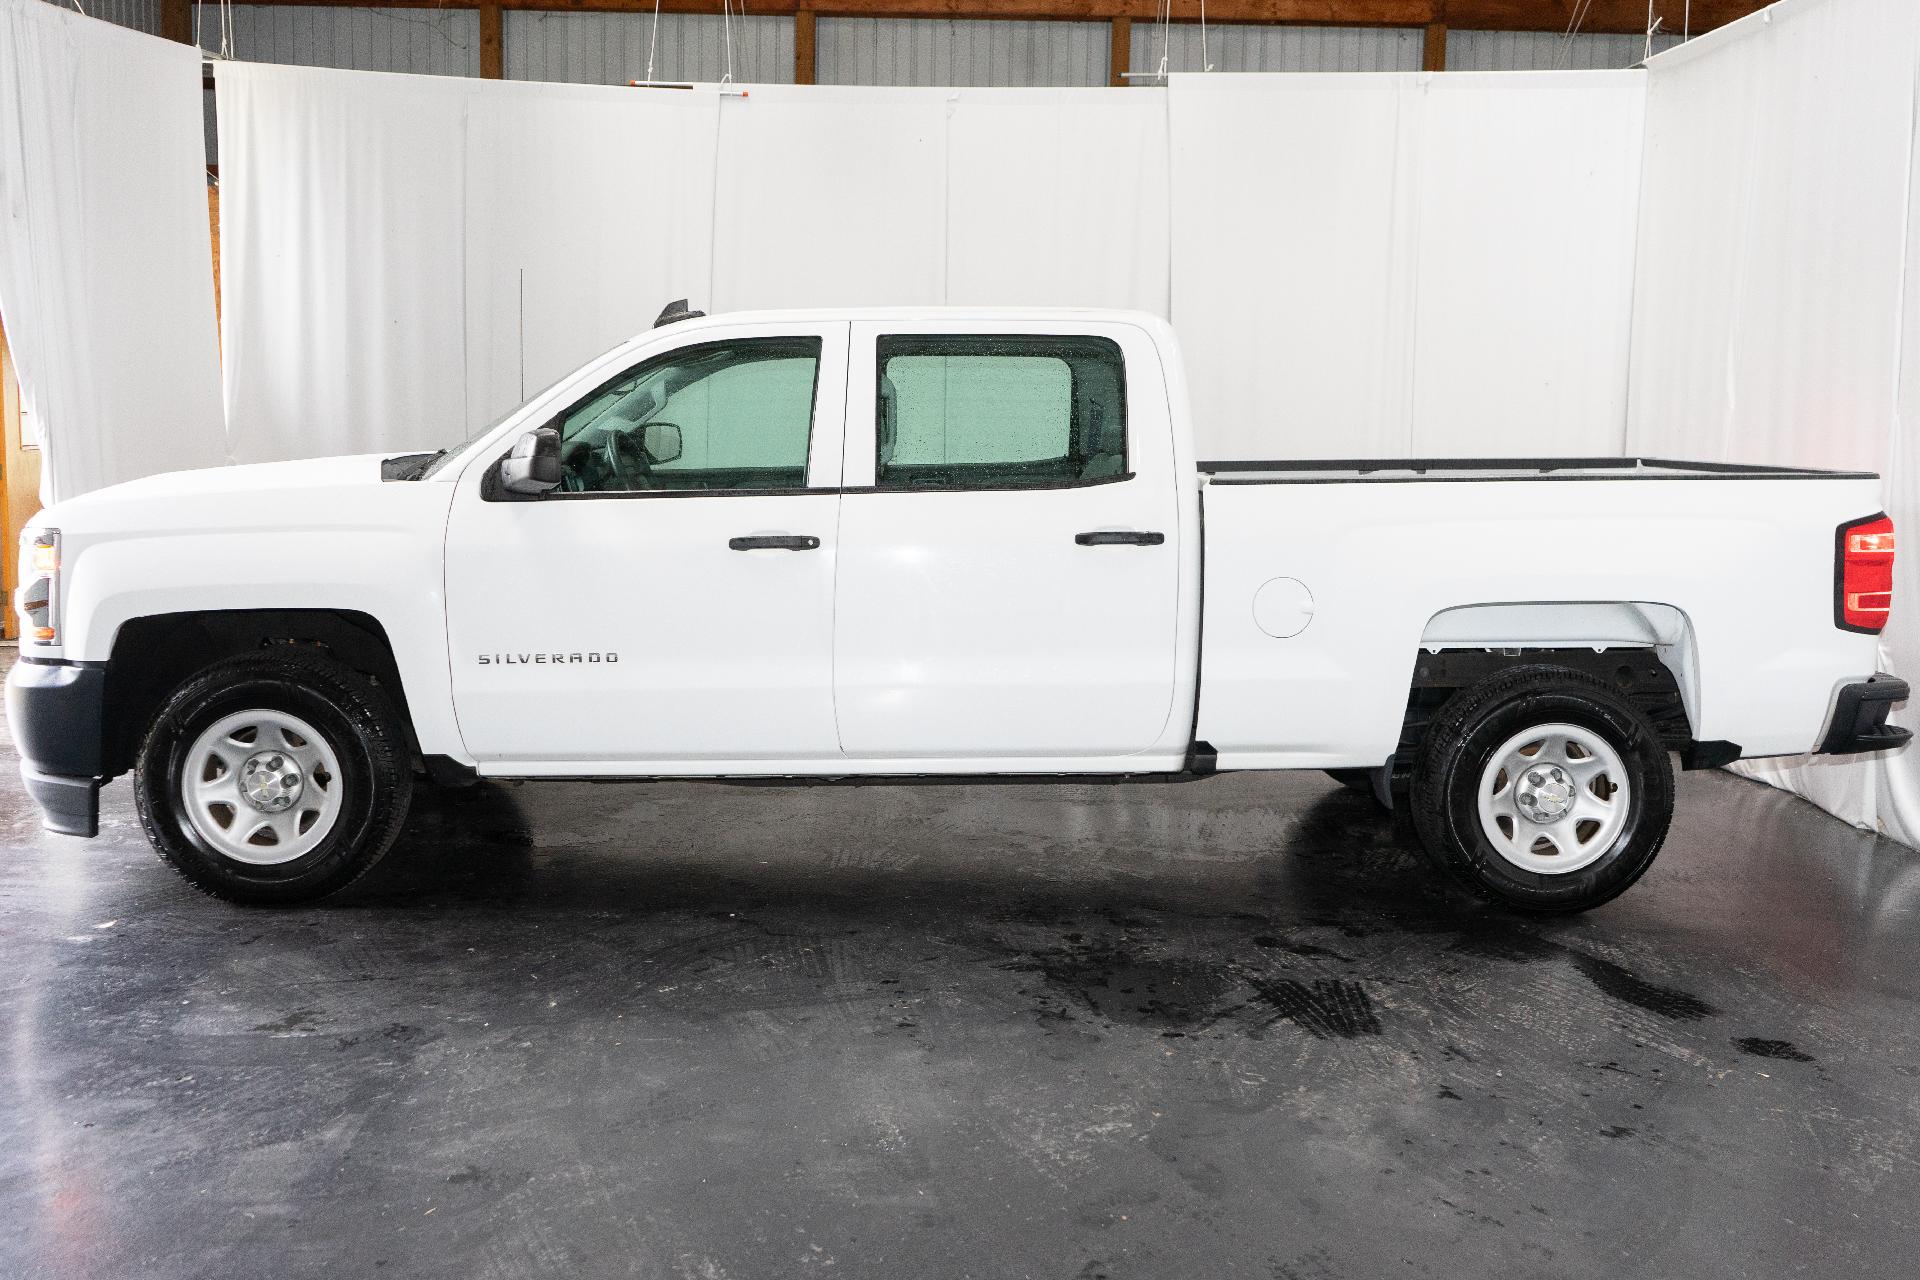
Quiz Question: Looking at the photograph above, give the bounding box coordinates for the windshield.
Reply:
[415,345,635,480]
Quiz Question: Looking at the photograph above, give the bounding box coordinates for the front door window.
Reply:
[555,337,822,494]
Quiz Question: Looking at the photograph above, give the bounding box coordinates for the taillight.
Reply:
[1836,513,1895,633]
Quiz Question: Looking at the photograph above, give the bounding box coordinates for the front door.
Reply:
[444,321,848,768]
[832,321,1184,760]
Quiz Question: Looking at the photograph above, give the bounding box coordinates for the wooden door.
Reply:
[0,317,43,641]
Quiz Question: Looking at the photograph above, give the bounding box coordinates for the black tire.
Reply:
[134,649,414,905]
[1409,664,1674,913]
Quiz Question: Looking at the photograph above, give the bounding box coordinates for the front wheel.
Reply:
[134,649,414,904]
[1410,665,1674,913]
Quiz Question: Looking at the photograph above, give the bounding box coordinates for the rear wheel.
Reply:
[134,649,413,904]
[1410,665,1673,913]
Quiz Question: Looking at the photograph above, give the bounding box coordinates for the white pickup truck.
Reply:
[7,306,1908,912]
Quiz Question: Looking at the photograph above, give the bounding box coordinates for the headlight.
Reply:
[17,528,59,645]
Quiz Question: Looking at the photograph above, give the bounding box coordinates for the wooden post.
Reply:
[795,10,816,85]
[1109,16,1130,86]
[0,319,42,641]
[480,3,504,79]
[1423,21,1446,71]
[160,0,192,45]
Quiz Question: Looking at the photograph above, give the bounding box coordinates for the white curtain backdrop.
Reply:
[217,64,725,459]
[217,68,1633,462]
[1167,71,1647,460]
[709,83,1170,313]
[0,0,223,501]
[463,81,719,429]
[710,85,949,311]
[1626,0,1920,844]
[943,88,1169,314]
[218,73,1174,456]
[217,64,471,462]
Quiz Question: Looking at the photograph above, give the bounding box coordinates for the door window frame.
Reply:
[840,321,1154,493]
[469,321,850,503]
[869,334,1131,493]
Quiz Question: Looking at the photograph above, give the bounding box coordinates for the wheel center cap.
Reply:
[239,751,304,813]
[1516,766,1575,822]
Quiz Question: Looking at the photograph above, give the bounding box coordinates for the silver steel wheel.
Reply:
[1475,722,1631,875]
[180,709,345,866]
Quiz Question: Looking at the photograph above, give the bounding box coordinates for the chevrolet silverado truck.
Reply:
[6,306,1909,912]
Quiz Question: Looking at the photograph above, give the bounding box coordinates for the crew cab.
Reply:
[6,306,1908,911]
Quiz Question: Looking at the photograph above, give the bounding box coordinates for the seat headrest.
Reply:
[878,374,899,467]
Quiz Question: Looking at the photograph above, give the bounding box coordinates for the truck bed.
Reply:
[1198,457,1879,484]
[1193,458,1887,770]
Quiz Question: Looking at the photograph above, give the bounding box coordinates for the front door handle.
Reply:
[1075,530,1165,547]
[729,534,820,551]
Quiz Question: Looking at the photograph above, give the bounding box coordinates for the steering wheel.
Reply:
[559,440,592,493]
[603,431,653,491]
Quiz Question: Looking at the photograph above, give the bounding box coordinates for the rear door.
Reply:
[832,320,1183,760]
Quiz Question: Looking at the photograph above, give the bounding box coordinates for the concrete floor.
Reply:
[2,719,1918,1279]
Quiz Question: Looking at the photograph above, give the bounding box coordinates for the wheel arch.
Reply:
[1417,601,1702,738]
[1393,601,1723,786]
[100,608,416,780]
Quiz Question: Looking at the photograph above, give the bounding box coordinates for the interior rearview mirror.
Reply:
[499,427,562,496]
[643,421,683,466]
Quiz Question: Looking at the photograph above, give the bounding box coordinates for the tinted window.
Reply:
[875,336,1126,489]
[555,337,820,493]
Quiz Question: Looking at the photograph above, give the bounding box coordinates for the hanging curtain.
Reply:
[0,0,224,501]
[1166,70,1647,461]
[1626,0,1920,845]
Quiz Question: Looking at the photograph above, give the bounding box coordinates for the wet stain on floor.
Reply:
[1567,951,1717,1021]
[1450,927,1718,1020]
[1007,936,1239,1031]
[1733,1036,1817,1062]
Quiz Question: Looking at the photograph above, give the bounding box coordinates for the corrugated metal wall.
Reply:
[195,6,480,76]
[1447,30,1684,71]
[42,0,158,35]
[120,7,1695,83]
[505,13,794,86]
[1128,23,1423,78]
[817,18,1108,87]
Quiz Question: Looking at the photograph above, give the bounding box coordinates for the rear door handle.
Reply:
[1075,530,1165,547]
[729,534,820,551]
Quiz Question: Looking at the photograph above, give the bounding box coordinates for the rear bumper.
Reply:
[5,658,107,837]
[1816,673,1912,756]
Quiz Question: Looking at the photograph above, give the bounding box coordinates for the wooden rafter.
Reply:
[203,0,1766,37]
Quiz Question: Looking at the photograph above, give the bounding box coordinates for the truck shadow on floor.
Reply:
[330,777,1735,1050]
[348,775,1460,930]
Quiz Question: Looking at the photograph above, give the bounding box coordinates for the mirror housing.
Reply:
[499,427,562,495]
[642,421,683,466]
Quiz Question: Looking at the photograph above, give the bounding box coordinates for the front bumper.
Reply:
[5,658,107,836]
[1816,673,1912,756]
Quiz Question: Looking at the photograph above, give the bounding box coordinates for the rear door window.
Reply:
[874,336,1127,490]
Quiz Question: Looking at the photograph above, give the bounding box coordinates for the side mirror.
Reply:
[642,421,683,466]
[499,427,562,495]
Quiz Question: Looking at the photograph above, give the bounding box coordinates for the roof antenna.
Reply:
[654,299,706,327]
